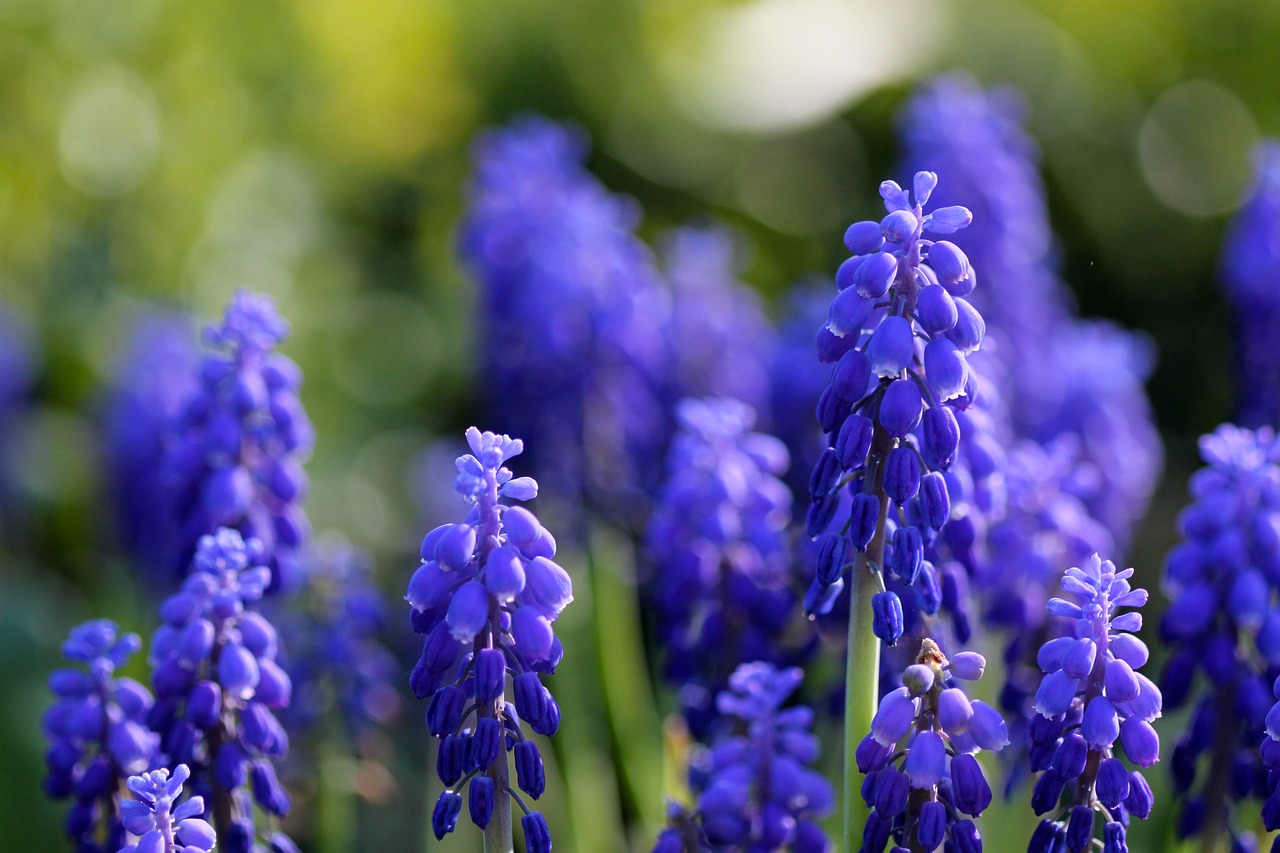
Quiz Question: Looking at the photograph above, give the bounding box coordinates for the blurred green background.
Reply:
[2,0,1279,849]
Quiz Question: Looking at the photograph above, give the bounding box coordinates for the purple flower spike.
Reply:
[158,290,313,594]
[143,529,299,850]
[1028,554,1158,849]
[805,166,992,659]
[646,398,799,732]
[44,620,159,851]
[655,663,833,852]
[856,639,1004,850]
[407,427,571,849]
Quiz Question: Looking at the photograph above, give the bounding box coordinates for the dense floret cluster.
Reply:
[804,169,981,645]
[162,290,313,592]
[1027,555,1159,853]
[406,427,567,851]
[44,620,159,853]
[646,398,800,732]
[459,117,670,521]
[654,663,833,853]
[857,639,1006,852]
[1162,425,1280,845]
[147,528,297,853]
[117,764,216,853]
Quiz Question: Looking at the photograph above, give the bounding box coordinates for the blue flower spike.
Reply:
[1027,555,1159,853]
[857,638,1006,852]
[408,427,572,852]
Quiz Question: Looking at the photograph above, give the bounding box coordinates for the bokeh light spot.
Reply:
[1138,79,1258,217]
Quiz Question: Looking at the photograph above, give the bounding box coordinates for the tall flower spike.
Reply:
[162,289,313,592]
[118,764,216,853]
[805,170,981,636]
[653,663,833,852]
[459,116,671,526]
[406,427,571,852]
[1221,140,1280,429]
[104,309,199,581]
[1161,425,1280,845]
[664,226,776,416]
[271,534,401,743]
[146,528,297,853]
[899,74,1161,551]
[1027,555,1158,853]
[44,620,159,853]
[646,398,801,735]
[976,439,1114,792]
[856,639,1006,852]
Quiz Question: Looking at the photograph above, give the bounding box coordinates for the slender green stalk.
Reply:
[843,429,893,852]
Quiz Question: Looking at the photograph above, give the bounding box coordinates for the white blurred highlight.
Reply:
[58,66,161,196]
[670,0,948,132]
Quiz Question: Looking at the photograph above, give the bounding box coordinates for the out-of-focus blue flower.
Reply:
[1028,555,1157,852]
[664,226,775,416]
[771,283,838,503]
[146,528,296,853]
[407,427,571,848]
[459,116,671,526]
[645,398,802,735]
[271,534,401,743]
[1221,140,1280,429]
[103,309,199,578]
[900,73,1161,552]
[656,663,833,853]
[0,306,36,519]
[118,764,215,853]
[803,168,987,653]
[857,639,1005,852]
[162,290,313,593]
[1162,425,1280,844]
[44,620,159,853]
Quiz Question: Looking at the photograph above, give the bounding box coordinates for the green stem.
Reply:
[843,492,891,851]
[843,417,893,852]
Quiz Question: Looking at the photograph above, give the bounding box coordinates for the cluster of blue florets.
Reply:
[43,620,159,853]
[162,290,313,593]
[1026,556,1159,853]
[805,170,981,647]
[406,427,566,852]
[147,528,296,853]
[858,641,1005,852]
[646,398,801,732]
[654,663,833,853]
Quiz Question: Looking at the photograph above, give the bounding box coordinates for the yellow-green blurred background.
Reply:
[3,0,1280,849]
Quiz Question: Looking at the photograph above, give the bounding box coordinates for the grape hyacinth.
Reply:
[1161,425,1280,846]
[44,620,159,853]
[856,638,1006,852]
[118,764,216,853]
[1221,140,1280,429]
[899,74,1160,551]
[104,309,199,580]
[805,170,980,634]
[807,170,987,849]
[272,534,401,742]
[405,427,569,852]
[459,116,671,527]
[1027,555,1159,853]
[653,663,833,853]
[646,397,800,735]
[163,289,313,592]
[664,226,775,416]
[146,528,297,853]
